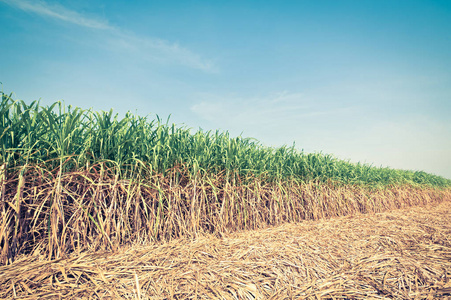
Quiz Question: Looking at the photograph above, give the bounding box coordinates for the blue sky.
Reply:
[1,0,451,179]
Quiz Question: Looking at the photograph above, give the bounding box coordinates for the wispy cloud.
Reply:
[190,91,355,146]
[1,0,112,29]
[109,31,217,73]
[1,0,216,72]
[191,91,352,126]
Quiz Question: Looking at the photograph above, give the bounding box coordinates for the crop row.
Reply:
[1,92,450,188]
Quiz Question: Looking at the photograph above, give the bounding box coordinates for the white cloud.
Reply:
[1,0,216,72]
[190,91,356,147]
[109,32,217,73]
[1,0,112,29]
[191,91,353,128]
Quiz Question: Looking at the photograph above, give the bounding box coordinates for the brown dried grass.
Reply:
[1,163,450,265]
[1,199,450,299]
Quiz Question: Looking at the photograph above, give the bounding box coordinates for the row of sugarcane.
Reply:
[0,91,450,264]
[1,92,450,187]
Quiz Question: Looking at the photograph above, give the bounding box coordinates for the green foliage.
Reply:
[1,93,450,188]
[1,92,450,263]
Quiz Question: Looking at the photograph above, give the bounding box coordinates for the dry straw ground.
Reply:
[1,199,450,299]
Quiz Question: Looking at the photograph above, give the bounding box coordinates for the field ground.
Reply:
[1,200,450,299]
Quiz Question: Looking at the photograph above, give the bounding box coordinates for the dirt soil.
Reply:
[1,200,450,299]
